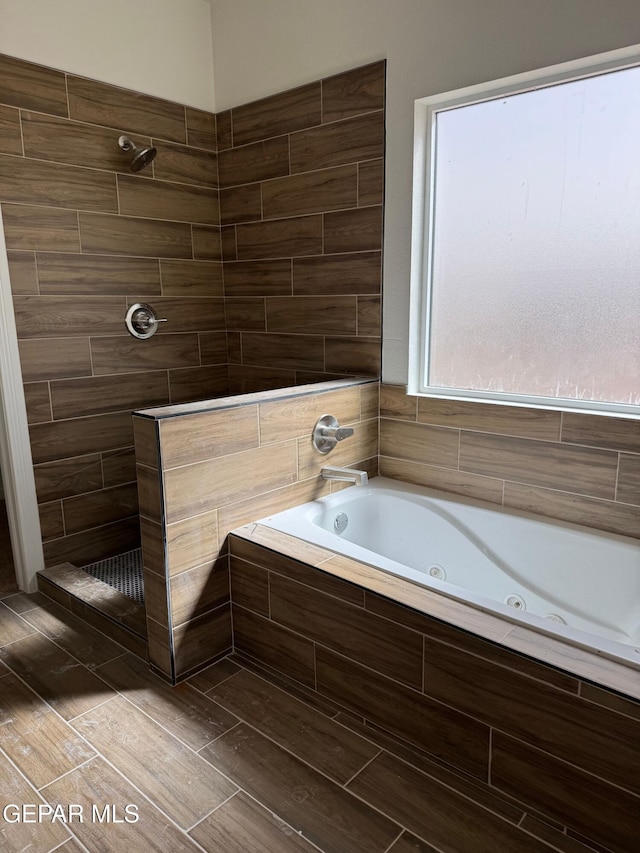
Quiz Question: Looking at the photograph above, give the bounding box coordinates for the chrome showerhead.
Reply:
[118,135,157,172]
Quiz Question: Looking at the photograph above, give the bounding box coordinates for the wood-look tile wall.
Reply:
[2,53,384,573]
[379,384,640,539]
[228,531,640,853]
[0,51,224,568]
[134,378,378,681]
[218,61,385,393]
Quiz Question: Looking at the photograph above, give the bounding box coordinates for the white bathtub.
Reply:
[259,477,640,668]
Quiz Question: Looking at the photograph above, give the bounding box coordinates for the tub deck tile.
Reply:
[365,591,580,694]
[315,646,491,780]
[230,524,640,704]
[269,572,424,689]
[422,634,640,797]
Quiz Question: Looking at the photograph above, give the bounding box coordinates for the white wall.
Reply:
[0,0,215,110]
[211,0,640,383]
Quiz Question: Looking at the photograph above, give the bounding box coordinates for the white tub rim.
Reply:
[245,476,640,701]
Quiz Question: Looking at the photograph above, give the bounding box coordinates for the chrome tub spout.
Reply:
[320,465,368,486]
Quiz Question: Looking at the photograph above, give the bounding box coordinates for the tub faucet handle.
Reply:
[325,426,354,441]
[312,414,354,454]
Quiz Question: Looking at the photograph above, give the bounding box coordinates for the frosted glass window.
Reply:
[416,60,640,415]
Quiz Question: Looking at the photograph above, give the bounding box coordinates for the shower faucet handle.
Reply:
[125,303,167,339]
[322,426,354,441]
[312,414,355,454]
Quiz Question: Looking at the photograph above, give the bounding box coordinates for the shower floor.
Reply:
[82,548,145,604]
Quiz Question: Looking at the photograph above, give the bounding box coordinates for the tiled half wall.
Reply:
[133,377,378,681]
[0,51,385,569]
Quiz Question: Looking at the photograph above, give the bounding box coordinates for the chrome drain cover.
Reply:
[334,512,349,533]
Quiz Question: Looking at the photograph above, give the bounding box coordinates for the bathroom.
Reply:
[0,1,639,851]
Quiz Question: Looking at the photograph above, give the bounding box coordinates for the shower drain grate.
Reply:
[81,548,145,604]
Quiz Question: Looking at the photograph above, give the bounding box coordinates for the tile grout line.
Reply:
[336,684,640,836]
[191,674,537,851]
[341,747,384,788]
[577,684,640,723]
[52,711,212,852]
[346,752,555,853]
[19,600,141,664]
[0,750,88,853]
[0,741,74,813]
[90,649,130,669]
[226,653,341,719]
[224,107,382,155]
[78,152,222,193]
[234,604,483,710]
[36,755,98,793]
[234,536,605,696]
[337,725,533,832]
[194,785,328,853]
[487,726,640,799]
[196,719,243,754]
[80,686,238,765]
[381,828,405,853]
[184,788,238,834]
[25,631,560,853]
[49,835,90,853]
[17,599,135,673]
[195,717,413,849]
[517,820,592,853]
[195,699,395,800]
[232,653,552,833]
[65,691,124,724]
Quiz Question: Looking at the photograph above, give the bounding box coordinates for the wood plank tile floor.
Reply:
[0,590,604,853]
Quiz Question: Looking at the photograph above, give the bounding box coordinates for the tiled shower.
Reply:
[0,51,225,571]
[0,51,385,589]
